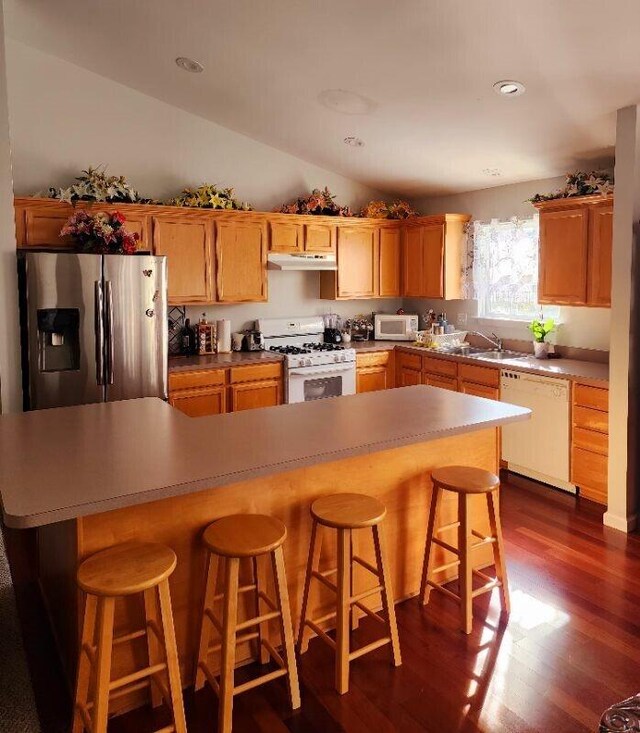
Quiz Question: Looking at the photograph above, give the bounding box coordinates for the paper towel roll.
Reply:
[216,319,231,353]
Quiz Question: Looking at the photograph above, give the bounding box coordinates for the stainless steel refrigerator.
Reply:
[19,252,168,410]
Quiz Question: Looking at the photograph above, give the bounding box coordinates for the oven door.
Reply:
[287,363,356,404]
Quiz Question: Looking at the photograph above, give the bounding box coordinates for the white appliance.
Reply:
[374,313,419,341]
[500,370,575,493]
[257,316,356,404]
[267,253,337,271]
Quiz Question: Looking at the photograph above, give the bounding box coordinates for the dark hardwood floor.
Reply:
[8,473,640,732]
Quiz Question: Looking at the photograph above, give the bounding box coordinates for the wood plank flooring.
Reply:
[8,473,640,732]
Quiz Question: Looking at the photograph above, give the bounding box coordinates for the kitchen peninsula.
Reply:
[0,386,529,715]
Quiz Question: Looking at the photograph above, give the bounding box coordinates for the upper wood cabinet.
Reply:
[269,220,304,253]
[216,219,268,302]
[268,217,336,253]
[401,215,470,299]
[153,216,214,304]
[304,222,336,252]
[535,195,613,307]
[379,227,402,297]
[320,225,379,299]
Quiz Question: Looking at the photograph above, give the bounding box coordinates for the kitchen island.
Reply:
[0,386,529,714]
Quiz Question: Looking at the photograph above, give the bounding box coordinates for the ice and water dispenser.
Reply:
[36,308,80,372]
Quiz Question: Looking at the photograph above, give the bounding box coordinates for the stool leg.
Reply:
[336,528,351,695]
[72,593,97,733]
[297,519,322,654]
[143,587,163,708]
[157,579,187,733]
[271,546,301,710]
[92,597,115,733]
[219,557,240,733]
[487,489,511,615]
[420,485,441,605]
[458,494,473,635]
[372,524,402,667]
[253,555,271,665]
[195,552,219,690]
[350,531,359,631]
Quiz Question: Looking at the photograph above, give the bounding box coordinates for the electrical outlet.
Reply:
[458,312,468,326]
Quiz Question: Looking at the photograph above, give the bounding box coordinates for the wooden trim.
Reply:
[532,193,614,212]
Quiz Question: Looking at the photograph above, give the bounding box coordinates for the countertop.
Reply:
[0,388,529,529]
[170,341,608,384]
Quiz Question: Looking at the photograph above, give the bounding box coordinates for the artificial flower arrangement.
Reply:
[529,171,614,203]
[44,166,150,204]
[278,187,353,216]
[167,183,251,210]
[360,199,419,219]
[60,210,139,254]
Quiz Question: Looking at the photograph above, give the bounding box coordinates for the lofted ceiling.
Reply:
[4,0,636,197]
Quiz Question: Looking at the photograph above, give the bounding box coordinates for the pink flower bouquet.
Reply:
[60,210,140,254]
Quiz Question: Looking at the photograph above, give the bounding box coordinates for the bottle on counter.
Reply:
[181,318,197,355]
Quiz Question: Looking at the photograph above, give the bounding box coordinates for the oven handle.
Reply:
[289,364,355,377]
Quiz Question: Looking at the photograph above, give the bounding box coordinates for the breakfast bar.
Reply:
[0,386,529,716]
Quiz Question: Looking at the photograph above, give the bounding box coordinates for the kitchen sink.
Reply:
[468,350,529,361]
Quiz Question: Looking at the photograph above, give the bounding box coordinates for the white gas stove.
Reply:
[257,317,356,403]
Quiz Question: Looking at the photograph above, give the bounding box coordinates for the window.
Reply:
[471,216,559,321]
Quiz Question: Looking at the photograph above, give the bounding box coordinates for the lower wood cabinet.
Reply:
[356,351,393,393]
[571,382,609,505]
[424,373,457,391]
[169,386,226,417]
[395,351,423,387]
[230,380,281,411]
[458,381,499,400]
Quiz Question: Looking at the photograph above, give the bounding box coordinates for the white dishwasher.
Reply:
[500,370,576,493]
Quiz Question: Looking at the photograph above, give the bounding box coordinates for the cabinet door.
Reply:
[572,446,607,504]
[357,365,389,393]
[402,226,424,296]
[230,379,282,411]
[153,217,214,304]
[169,386,226,417]
[398,366,422,387]
[587,204,613,307]
[424,373,457,391]
[269,220,303,253]
[216,220,268,302]
[422,224,445,298]
[379,227,401,297]
[538,208,589,305]
[336,226,378,298]
[304,223,336,252]
[459,380,499,400]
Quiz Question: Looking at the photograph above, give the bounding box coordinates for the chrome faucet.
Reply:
[470,331,503,352]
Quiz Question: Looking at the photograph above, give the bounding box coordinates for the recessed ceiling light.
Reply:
[319,89,377,115]
[493,80,525,97]
[482,168,502,176]
[175,57,204,73]
[343,136,365,148]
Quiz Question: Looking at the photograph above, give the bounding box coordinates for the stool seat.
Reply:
[311,493,386,529]
[203,514,287,557]
[431,466,499,494]
[77,542,176,596]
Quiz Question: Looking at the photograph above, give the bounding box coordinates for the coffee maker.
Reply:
[323,313,342,344]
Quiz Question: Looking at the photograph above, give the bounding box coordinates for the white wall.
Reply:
[411,177,611,352]
[5,40,387,211]
[0,13,21,413]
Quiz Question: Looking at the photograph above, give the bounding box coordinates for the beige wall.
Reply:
[412,177,612,352]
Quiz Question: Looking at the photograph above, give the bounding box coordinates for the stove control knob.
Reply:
[334,355,340,362]
[306,358,312,367]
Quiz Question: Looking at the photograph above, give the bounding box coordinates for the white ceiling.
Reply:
[4,0,636,197]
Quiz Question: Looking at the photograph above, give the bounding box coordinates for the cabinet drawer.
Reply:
[423,356,457,378]
[458,363,500,388]
[356,351,391,368]
[573,405,608,434]
[169,368,226,391]
[230,379,282,411]
[459,380,500,400]
[574,383,608,411]
[572,426,608,455]
[169,386,226,417]
[230,362,282,384]
[571,446,607,504]
[424,373,457,391]
[397,351,422,371]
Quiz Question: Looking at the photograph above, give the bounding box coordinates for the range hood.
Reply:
[267,252,337,271]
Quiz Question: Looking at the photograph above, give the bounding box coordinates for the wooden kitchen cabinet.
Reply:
[268,217,336,254]
[458,363,500,400]
[216,219,268,302]
[153,216,214,304]
[571,382,608,504]
[424,373,457,391]
[379,227,402,297]
[321,225,379,299]
[229,362,283,411]
[535,195,613,307]
[402,214,470,299]
[304,222,336,252]
[269,220,304,253]
[395,350,422,387]
[356,351,393,393]
[168,368,226,417]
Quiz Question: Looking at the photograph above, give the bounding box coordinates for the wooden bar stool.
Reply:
[72,542,187,733]
[419,466,510,634]
[194,514,300,733]
[297,493,402,695]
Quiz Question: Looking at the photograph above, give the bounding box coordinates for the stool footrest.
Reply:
[350,585,383,604]
[311,570,338,593]
[471,579,501,598]
[198,661,220,695]
[213,583,256,603]
[426,579,461,602]
[258,590,277,611]
[437,521,460,534]
[261,638,285,669]
[348,636,390,661]
[113,628,148,646]
[236,609,281,632]
[207,630,259,655]
[471,536,496,550]
[432,537,459,555]
[352,555,380,577]
[304,619,337,650]
[352,599,385,625]
[432,559,461,574]
[110,662,167,692]
[75,703,93,732]
[233,667,288,696]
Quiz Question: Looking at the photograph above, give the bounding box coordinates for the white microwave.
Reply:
[374,313,419,341]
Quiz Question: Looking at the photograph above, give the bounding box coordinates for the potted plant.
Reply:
[528,317,555,359]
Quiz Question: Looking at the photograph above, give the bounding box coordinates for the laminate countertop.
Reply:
[0,387,529,529]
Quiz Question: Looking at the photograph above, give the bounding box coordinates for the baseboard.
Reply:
[603,511,638,533]
[505,464,577,494]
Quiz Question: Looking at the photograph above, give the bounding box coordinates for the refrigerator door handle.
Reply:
[94,280,105,386]
[105,280,114,385]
